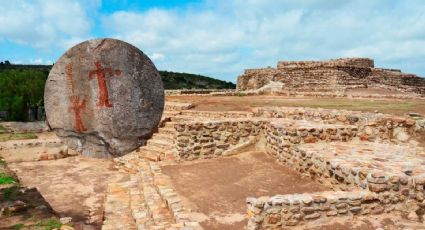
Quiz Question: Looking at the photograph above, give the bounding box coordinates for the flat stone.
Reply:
[45,38,164,158]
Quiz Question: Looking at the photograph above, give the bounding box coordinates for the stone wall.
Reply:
[237,58,425,96]
[253,107,417,143]
[174,119,266,160]
[246,190,419,229]
[277,58,374,69]
[247,116,425,228]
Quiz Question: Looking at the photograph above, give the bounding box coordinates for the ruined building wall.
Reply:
[237,58,425,96]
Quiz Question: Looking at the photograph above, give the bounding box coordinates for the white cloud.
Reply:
[0,0,94,50]
[149,52,165,61]
[102,0,425,81]
[1,0,424,81]
[29,58,52,65]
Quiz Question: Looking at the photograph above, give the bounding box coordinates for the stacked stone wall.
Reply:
[247,115,424,228]
[277,58,374,69]
[246,189,420,229]
[174,119,266,160]
[253,107,417,143]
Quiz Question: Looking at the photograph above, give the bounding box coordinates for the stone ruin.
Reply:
[99,103,425,229]
[44,38,164,158]
[5,42,425,229]
[237,58,425,97]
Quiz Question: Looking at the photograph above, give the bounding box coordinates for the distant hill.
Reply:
[159,70,235,89]
[0,63,236,89]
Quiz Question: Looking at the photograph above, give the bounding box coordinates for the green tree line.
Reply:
[0,63,235,121]
[0,68,49,121]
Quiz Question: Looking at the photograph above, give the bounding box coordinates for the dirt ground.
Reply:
[7,156,127,229]
[161,151,328,229]
[166,95,425,116]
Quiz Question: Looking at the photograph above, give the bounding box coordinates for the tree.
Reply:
[0,68,48,121]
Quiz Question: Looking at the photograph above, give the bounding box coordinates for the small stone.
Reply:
[371,206,384,214]
[60,217,72,225]
[304,213,320,220]
[303,136,318,143]
[60,226,74,230]
[405,119,416,126]
[336,203,348,209]
[326,210,338,216]
[368,183,388,193]
[7,200,27,213]
[337,209,348,214]
[301,207,315,214]
[407,211,420,221]
[266,213,281,224]
[349,207,362,213]
[289,206,300,213]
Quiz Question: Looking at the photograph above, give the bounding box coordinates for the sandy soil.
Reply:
[161,151,328,230]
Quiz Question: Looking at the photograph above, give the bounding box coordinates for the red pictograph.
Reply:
[69,95,87,132]
[88,61,121,108]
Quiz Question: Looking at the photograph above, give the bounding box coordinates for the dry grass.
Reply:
[0,133,38,142]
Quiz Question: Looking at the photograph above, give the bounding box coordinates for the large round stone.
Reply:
[45,38,164,158]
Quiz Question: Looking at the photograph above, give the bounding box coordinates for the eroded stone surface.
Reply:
[45,38,164,158]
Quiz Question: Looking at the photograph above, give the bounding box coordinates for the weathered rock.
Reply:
[45,38,164,158]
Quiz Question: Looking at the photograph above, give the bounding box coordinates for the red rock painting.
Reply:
[69,95,87,132]
[88,61,121,108]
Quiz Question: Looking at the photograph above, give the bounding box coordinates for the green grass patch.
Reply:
[0,125,6,134]
[0,157,5,166]
[3,186,18,200]
[0,172,16,184]
[36,218,62,230]
[0,133,38,142]
[12,223,25,230]
[235,92,246,97]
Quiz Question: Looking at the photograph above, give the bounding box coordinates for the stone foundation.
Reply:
[254,107,418,143]
[174,119,266,160]
[246,190,420,229]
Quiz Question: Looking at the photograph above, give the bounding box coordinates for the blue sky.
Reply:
[1,0,425,82]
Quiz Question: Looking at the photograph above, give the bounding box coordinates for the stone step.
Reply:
[158,127,177,136]
[169,115,195,122]
[139,161,175,228]
[163,122,178,129]
[147,139,174,150]
[139,147,178,162]
[152,133,175,143]
[112,152,201,229]
[163,110,182,116]
[141,144,171,154]
[128,174,154,229]
[102,181,137,230]
[139,148,162,162]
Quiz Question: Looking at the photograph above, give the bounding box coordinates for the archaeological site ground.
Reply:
[1,58,425,230]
